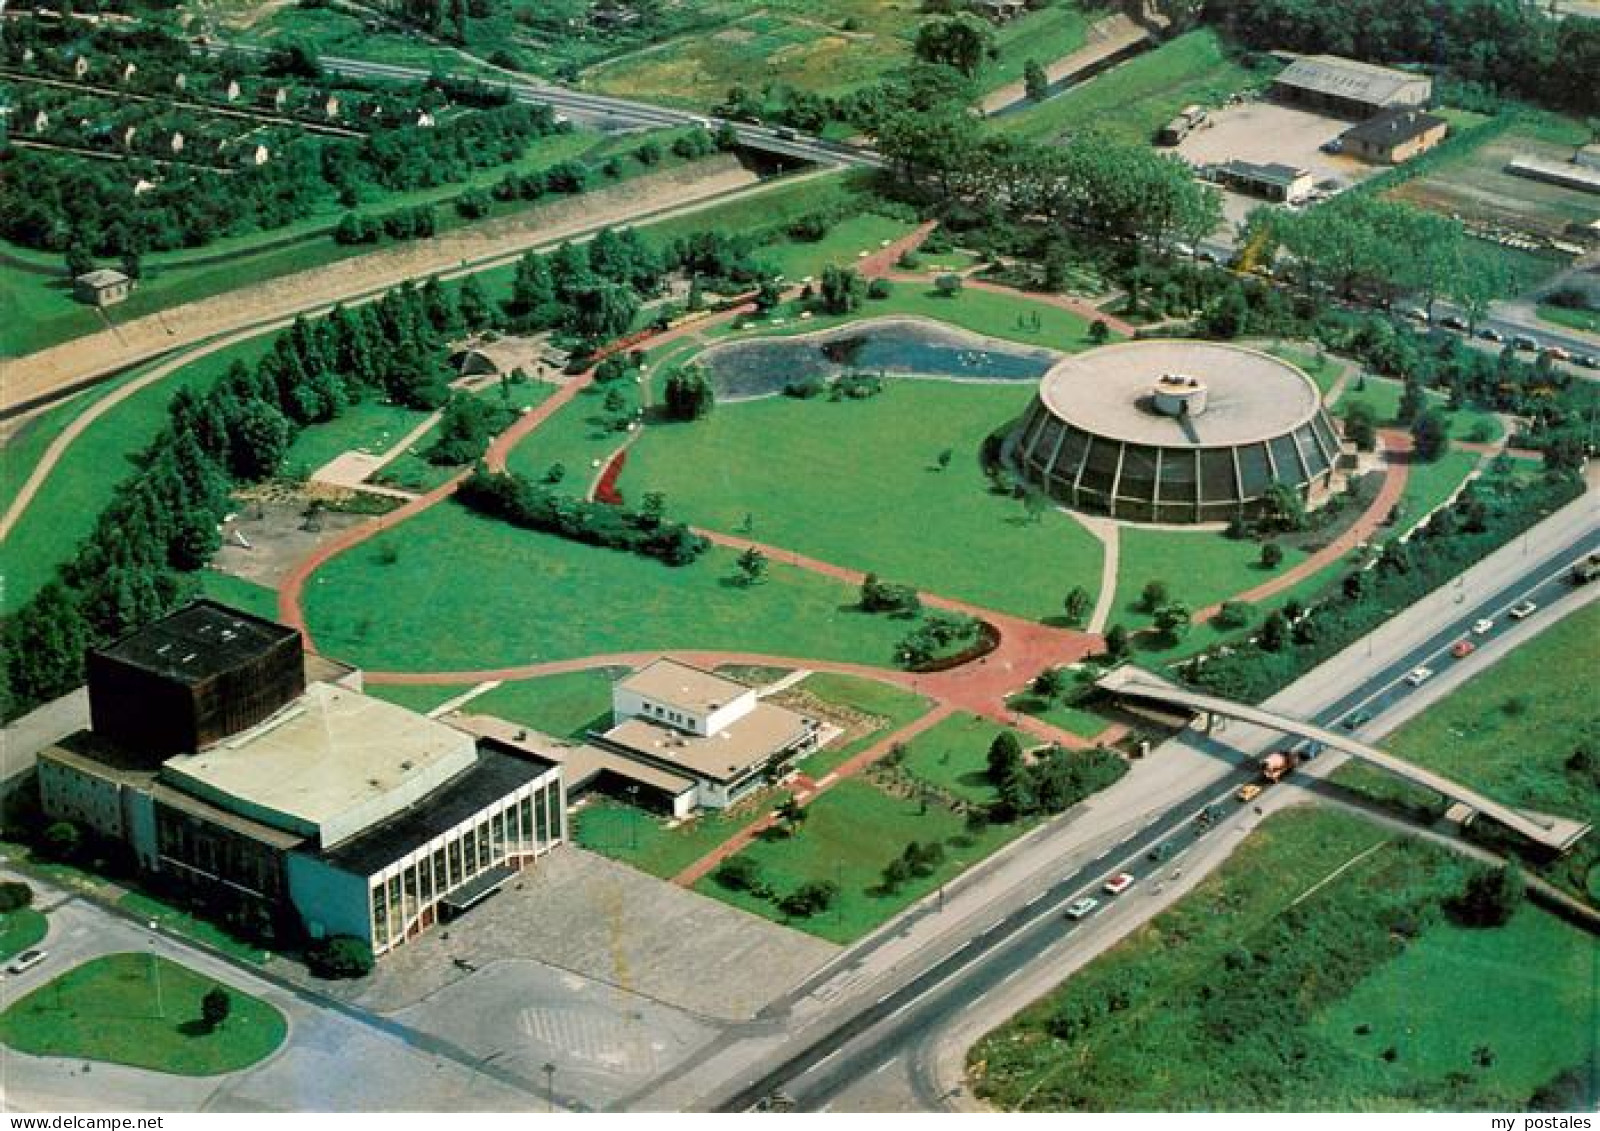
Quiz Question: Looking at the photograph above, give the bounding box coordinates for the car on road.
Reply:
[1403,307,1430,323]
[1065,897,1100,920]
[1478,327,1505,343]
[1512,334,1539,351]
[6,949,47,976]
[1340,710,1372,731]
[1542,345,1571,362]
[1439,314,1468,331]
[1236,783,1263,803]
[1404,666,1434,687]
[1509,600,1538,620]
[1147,841,1178,862]
[773,126,798,140]
[1472,617,1495,635]
[1575,353,1598,370]
[1450,639,1477,659]
[1103,872,1136,896]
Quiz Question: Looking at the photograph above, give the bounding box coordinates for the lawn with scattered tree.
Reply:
[0,954,286,1075]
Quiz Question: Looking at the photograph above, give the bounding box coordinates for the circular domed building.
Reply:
[1010,340,1342,524]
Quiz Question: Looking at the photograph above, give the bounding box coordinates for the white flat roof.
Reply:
[162,682,477,846]
[617,658,752,715]
[1037,340,1322,448]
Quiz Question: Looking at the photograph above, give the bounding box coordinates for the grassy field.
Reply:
[1336,375,1503,442]
[282,400,433,478]
[0,954,286,1075]
[761,214,916,282]
[1537,303,1600,335]
[303,502,915,672]
[1115,527,1308,626]
[466,668,630,739]
[897,711,1011,806]
[0,908,47,963]
[625,379,1105,621]
[2,338,272,616]
[362,682,465,716]
[693,776,1030,943]
[1007,691,1114,741]
[791,671,933,777]
[1266,344,1344,396]
[1396,450,1481,528]
[197,573,280,622]
[995,29,1267,144]
[970,807,1591,1110]
[574,794,783,880]
[0,375,140,519]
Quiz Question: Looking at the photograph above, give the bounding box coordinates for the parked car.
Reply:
[1065,897,1100,920]
[1103,872,1136,896]
[1439,314,1469,331]
[1509,600,1538,619]
[1404,666,1434,687]
[1404,307,1430,323]
[1574,353,1598,370]
[1478,327,1504,342]
[6,949,47,976]
[1543,345,1571,362]
[1512,334,1539,351]
[1450,639,1476,659]
[1236,783,1263,803]
[1472,618,1495,635]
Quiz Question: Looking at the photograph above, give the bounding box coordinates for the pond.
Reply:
[695,317,1059,400]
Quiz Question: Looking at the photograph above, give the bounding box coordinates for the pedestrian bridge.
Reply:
[1097,666,1591,853]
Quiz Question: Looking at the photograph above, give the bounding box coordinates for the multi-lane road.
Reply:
[716,517,1600,1113]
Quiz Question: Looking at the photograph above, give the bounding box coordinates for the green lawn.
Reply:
[1310,910,1598,1101]
[971,807,1589,1110]
[363,682,465,716]
[1006,691,1113,741]
[2,338,272,616]
[762,214,916,283]
[1537,303,1600,335]
[694,776,1031,943]
[1116,527,1308,623]
[574,794,784,880]
[986,4,1091,93]
[625,379,1104,621]
[1337,375,1503,442]
[897,711,1011,807]
[1266,344,1344,397]
[0,909,47,962]
[0,954,286,1075]
[792,671,933,778]
[468,668,630,739]
[118,891,274,967]
[303,502,915,672]
[197,573,280,622]
[1397,450,1480,529]
[995,29,1267,144]
[282,400,433,478]
[0,376,135,520]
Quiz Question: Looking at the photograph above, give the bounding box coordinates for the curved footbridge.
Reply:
[1097,665,1591,853]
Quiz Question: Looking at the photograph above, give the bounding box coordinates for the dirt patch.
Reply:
[1390,132,1600,241]
[213,487,389,589]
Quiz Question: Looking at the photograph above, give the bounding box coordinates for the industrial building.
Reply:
[1338,109,1448,164]
[1009,341,1343,524]
[37,601,565,958]
[1271,55,1432,119]
[1208,159,1315,203]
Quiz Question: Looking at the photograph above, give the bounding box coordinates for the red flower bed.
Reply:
[595,449,627,506]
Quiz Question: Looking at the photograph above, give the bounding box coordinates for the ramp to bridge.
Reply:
[1097,666,1590,853]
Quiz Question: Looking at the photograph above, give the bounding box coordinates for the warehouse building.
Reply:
[37,601,565,958]
[1339,109,1448,164]
[1271,55,1432,119]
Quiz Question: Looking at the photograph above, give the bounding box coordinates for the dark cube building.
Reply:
[87,599,305,760]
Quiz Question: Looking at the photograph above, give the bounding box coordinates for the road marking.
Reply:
[999,967,1026,986]
[1024,892,1045,908]
[874,1059,897,1075]
[816,1047,843,1069]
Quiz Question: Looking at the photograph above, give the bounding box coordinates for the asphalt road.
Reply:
[721,521,1600,1113]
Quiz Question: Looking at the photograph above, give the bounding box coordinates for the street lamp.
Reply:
[543,1062,557,1113]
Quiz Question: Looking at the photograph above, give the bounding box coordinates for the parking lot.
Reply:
[1175,100,1383,227]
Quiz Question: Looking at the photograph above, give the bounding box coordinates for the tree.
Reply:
[934,272,963,297]
[1397,379,1428,426]
[913,15,995,77]
[775,796,808,832]
[1139,579,1170,613]
[1063,585,1092,626]
[1023,58,1048,102]
[880,855,914,894]
[1260,541,1285,569]
[819,265,866,314]
[987,730,1024,784]
[779,880,838,918]
[1104,623,1130,660]
[664,367,715,420]
[715,856,763,892]
[42,820,82,861]
[457,274,492,330]
[1214,600,1252,630]
[201,986,233,1031]
[935,447,953,471]
[0,882,34,912]
[226,399,293,481]
[736,546,768,586]
[1411,408,1450,462]
[1153,602,1191,644]
[306,935,374,979]
[1447,863,1524,927]
[1343,400,1378,451]
[5,582,89,710]
[1031,666,1068,701]
[1088,319,1110,345]
[1258,609,1289,652]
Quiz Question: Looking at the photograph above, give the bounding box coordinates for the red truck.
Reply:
[1260,749,1301,783]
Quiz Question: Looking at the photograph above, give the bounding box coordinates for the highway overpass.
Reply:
[1097,665,1591,853]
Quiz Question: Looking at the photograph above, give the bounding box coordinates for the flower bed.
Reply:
[596,449,627,506]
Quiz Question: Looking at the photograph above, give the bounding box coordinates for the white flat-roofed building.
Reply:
[612,658,759,739]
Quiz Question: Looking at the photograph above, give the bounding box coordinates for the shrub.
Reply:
[1214,601,1253,630]
[778,880,839,918]
[715,856,762,892]
[867,278,893,300]
[1446,863,1523,928]
[0,881,33,912]
[306,935,374,979]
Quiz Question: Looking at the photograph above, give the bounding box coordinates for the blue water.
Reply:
[697,318,1058,400]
